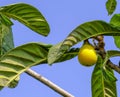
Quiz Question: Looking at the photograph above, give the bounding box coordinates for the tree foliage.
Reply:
[0,1,120,97]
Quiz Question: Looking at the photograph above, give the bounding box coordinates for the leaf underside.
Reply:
[0,42,50,88]
[92,56,117,97]
[48,42,79,65]
[0,3,50,36]
[0,13,14,56]
[0,38,79,89]
[0,3,50,88]
[48,20,120,64]
[0,13,15,89]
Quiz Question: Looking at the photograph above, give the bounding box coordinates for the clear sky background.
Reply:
[0,0,120,97]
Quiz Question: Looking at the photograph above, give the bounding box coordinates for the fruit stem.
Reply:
[83,39,89,44]
[93,35,120,74]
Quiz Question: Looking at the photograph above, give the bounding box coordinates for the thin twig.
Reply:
[108,60,120,74]
[25,69,74,97]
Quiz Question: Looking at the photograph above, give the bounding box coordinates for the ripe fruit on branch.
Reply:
[78,40,98,66]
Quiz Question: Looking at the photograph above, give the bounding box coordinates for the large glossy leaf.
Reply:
[0,13,14,56]
[106,0,117,15]
[0,3,50,36]
[48,20,120,64]
[110,14,120,49]
[92,56,117,97]
[0,42,51,88]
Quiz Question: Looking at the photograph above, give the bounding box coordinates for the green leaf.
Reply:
[105,50,120,63]
[92,56,117,97]
[8,76,19,88]
[110,14,120,48]
[0,3,50,36]
[0,13,14,56]
[48,20,120,64]
[106,0,117,15]
[56,48,79,63]
[103,50,120,70]
[102,65,117,82]
[48,42,79,65]
[113,36,120,49]
[110,14,120,28]
[0,14,15,89]
[0,42,51,88]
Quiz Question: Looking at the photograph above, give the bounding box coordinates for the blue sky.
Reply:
[0,0,120,97]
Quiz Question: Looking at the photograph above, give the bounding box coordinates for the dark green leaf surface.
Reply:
[48,20,120,64]
[106,0,117,15]
[0,42,50,88]
[110,14,120,27]
[102,65,117,82]
[48,42,79,64]
[92,56,117,97]
[0,14,17,89]
[57,48,79,63]
[0,13,14,56]
[113,36,120,49]
[8,76,19,88]
[110,14,120,48]
[0,3,50,36]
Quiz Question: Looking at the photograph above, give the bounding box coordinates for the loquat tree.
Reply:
[0,0,120,97]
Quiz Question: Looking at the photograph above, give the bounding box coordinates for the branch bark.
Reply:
[25,69,74,97]
[93,35,120,74]
[108,60,120,74]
